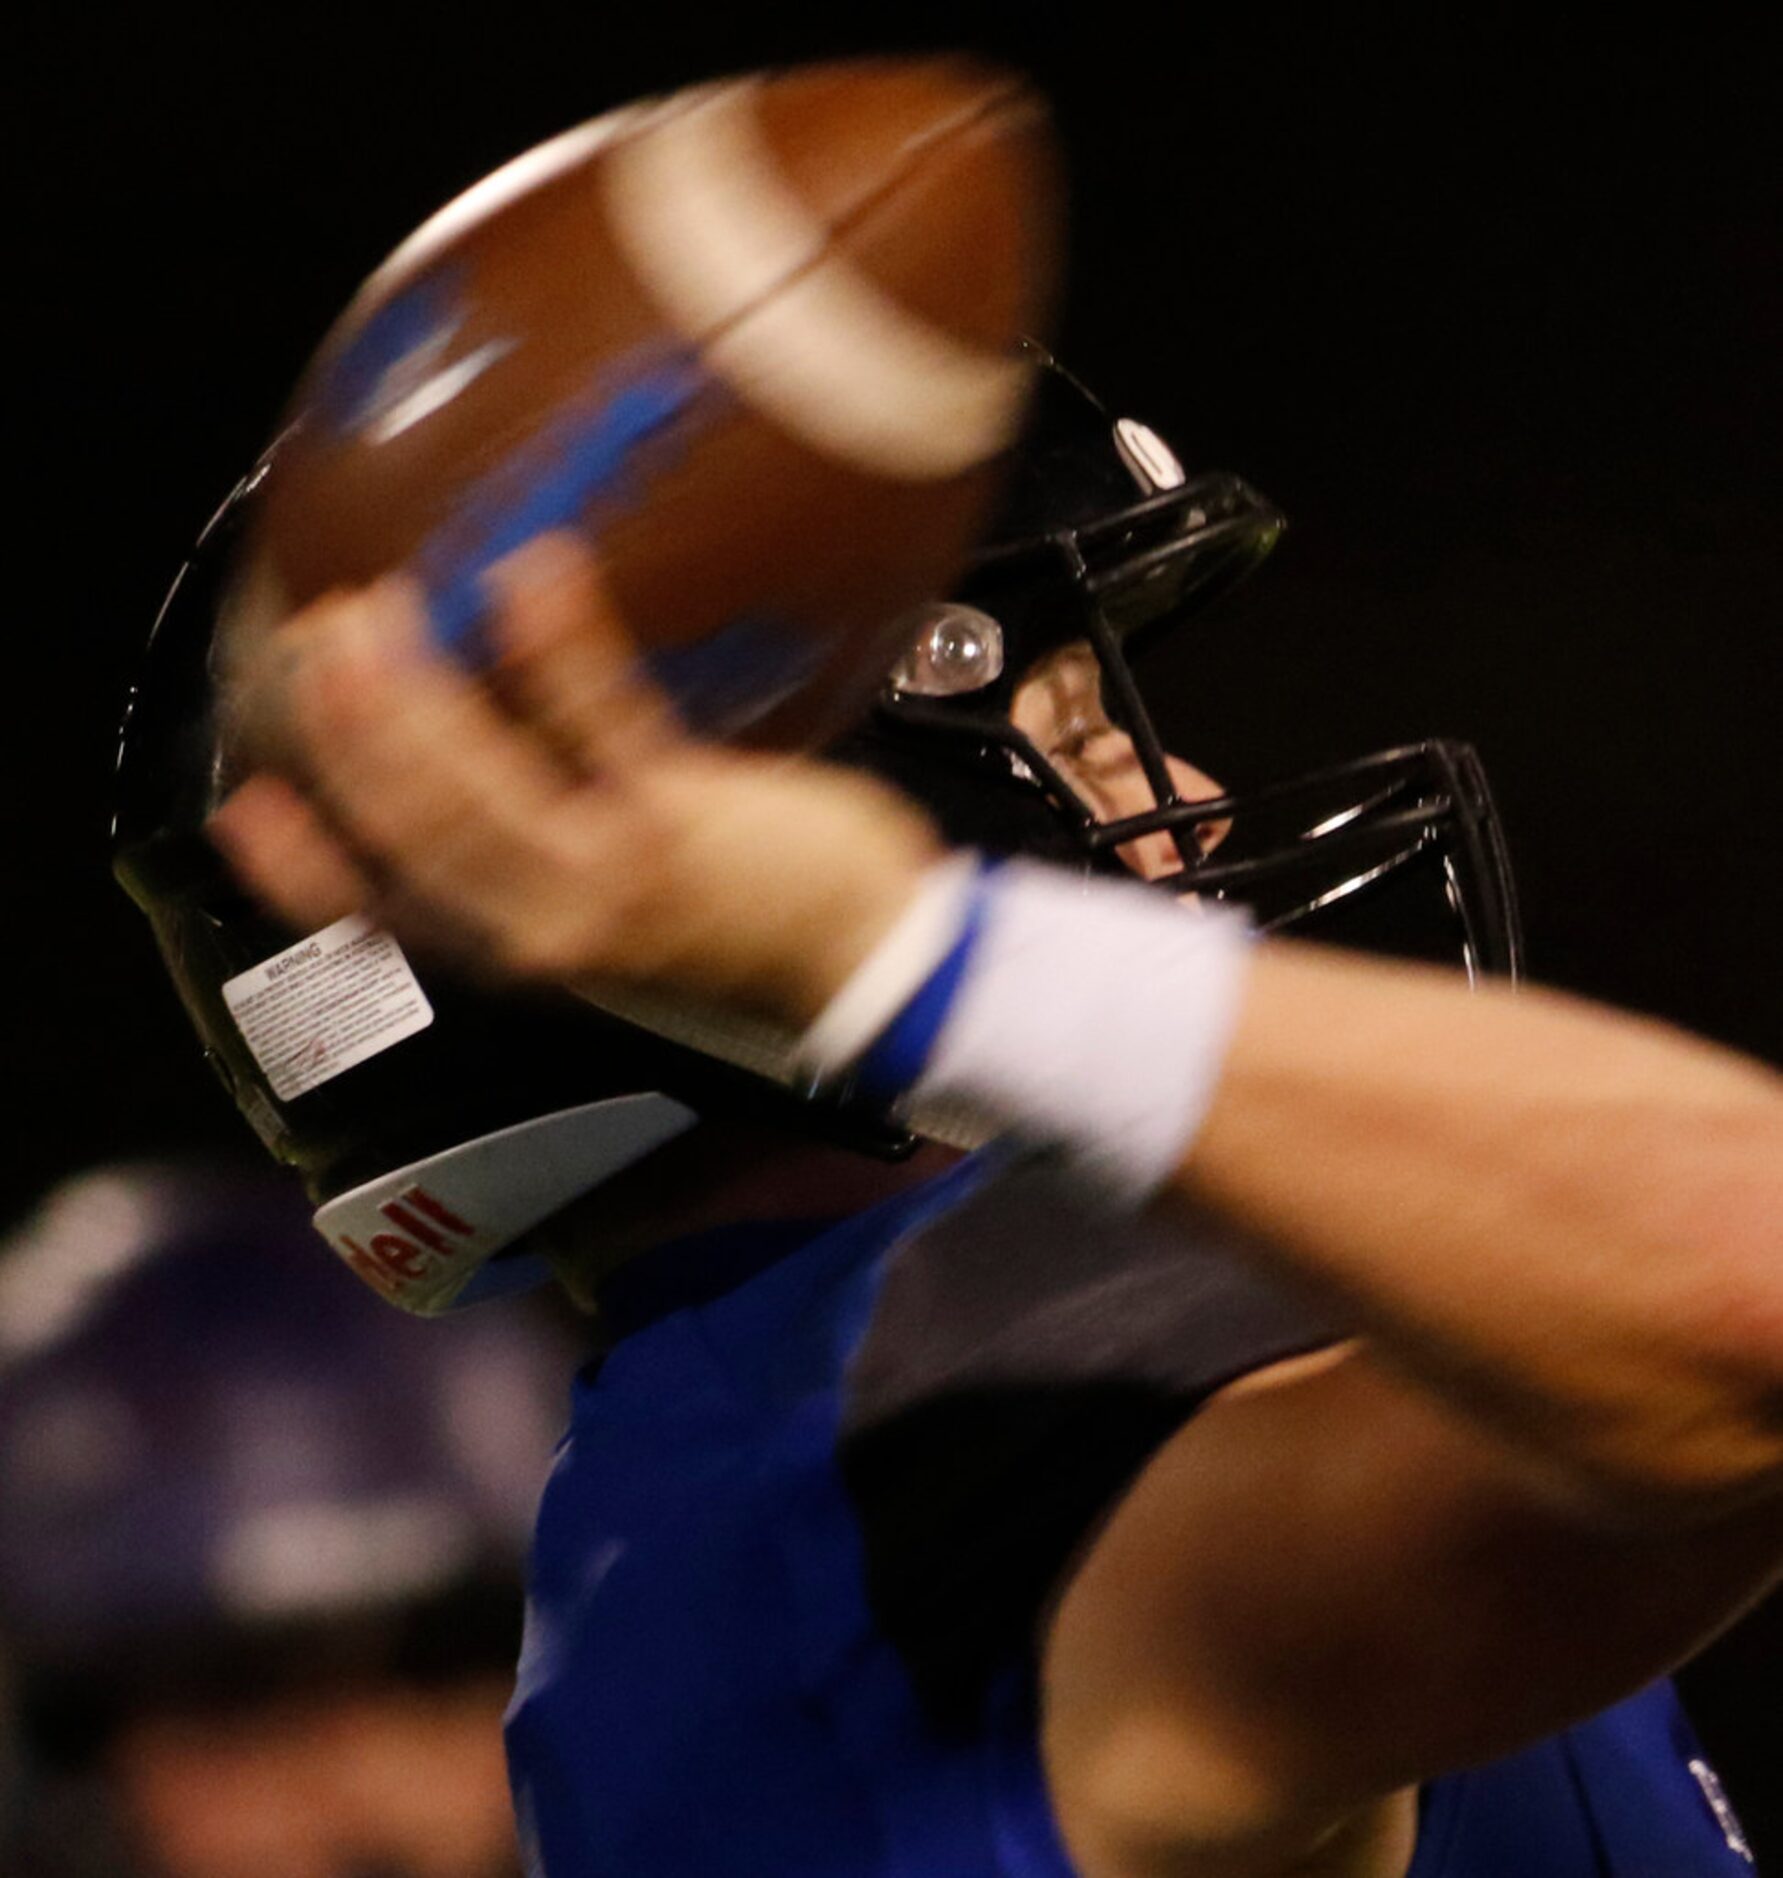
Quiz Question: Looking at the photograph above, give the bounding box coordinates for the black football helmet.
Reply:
[113,347,1519,1313]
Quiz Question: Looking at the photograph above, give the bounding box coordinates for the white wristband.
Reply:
[909,861,1253,1202]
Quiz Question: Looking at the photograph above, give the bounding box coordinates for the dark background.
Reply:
[9,2,1779,1858]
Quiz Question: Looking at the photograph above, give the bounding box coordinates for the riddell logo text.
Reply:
[336,1186,479,1296]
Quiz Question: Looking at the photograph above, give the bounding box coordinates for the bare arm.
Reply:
[1185,939,1783,1518]
[1043,1345,1783,1876]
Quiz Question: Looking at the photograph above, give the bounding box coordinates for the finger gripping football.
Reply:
[227,58,1062,752]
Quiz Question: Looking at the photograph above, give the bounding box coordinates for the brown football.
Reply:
[223,58,1061,753]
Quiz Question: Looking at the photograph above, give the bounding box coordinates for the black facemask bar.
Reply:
[876,480,1524,985]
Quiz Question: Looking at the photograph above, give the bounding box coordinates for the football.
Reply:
[223,57,1061,753]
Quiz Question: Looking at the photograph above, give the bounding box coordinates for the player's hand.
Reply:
[207,533,942,1026]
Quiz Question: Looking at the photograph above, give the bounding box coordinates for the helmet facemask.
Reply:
[859,376,1523,984]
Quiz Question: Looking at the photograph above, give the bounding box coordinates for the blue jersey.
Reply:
[506,1155,1756,1876]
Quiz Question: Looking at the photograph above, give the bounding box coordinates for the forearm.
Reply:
[1182,939,1783,1517]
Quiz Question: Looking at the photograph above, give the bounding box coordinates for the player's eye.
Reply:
[886,603,1006,697]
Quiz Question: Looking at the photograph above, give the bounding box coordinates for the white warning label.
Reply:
[222,915,434,1101]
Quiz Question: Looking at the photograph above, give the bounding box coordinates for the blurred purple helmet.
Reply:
[0,1163,575,1714]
